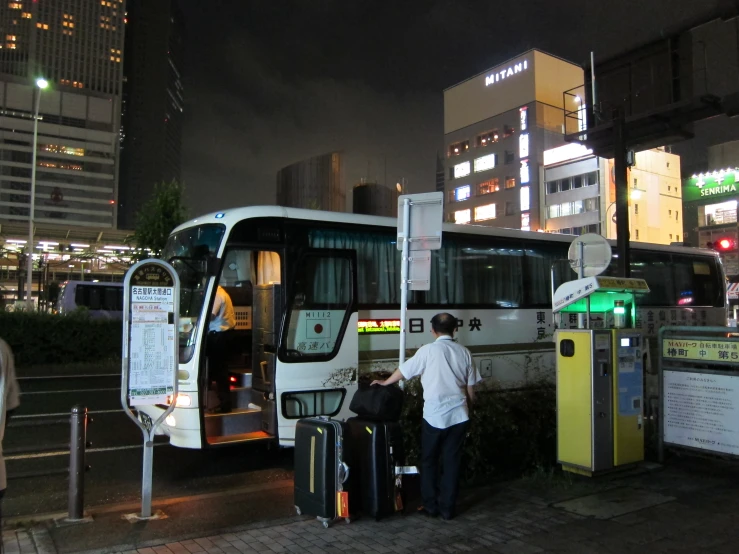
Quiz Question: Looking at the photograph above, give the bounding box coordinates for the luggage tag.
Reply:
[337,491,350,518]
[394,475,403,511]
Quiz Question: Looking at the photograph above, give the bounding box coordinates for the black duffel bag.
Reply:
[349,384,404,421]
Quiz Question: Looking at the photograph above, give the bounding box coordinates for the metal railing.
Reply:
[6,404,89,520]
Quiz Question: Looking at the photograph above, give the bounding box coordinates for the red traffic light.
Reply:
[712,238,737,251]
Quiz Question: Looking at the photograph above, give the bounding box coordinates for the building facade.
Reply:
[0,0,125,229]
[276,152,345,212]
[443,50,583,230]
[118,0,184,230]
[543,145,683,245]
[682,142,739,277]
[352,181,398,217]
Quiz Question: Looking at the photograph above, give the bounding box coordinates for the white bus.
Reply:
[136,206,728,449]
[58,280,123,319]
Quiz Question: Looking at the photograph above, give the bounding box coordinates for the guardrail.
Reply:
[6,404,89,520]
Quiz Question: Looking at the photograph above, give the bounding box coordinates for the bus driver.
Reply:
[208,285,236,413]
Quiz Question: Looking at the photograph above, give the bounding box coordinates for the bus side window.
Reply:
[88,287,102,310]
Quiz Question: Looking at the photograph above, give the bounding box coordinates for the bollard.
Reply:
[68,405,88,520]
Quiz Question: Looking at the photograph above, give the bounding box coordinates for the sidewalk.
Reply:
[8,455,739,554]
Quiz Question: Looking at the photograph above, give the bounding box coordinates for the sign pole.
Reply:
[399,198,411,369]
[120,259,180,520]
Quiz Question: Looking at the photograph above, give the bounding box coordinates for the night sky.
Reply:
[177,0,727,215]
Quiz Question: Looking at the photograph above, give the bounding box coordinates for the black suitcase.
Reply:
[349,384,403,421]
[294,417,352,527]
[347,418,404,520]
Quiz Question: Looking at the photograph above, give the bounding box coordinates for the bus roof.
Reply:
[172,205,719,258]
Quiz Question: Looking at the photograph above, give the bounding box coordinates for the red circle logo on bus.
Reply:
[314,324,323,334]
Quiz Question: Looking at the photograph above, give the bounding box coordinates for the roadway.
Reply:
[4,367,293,519]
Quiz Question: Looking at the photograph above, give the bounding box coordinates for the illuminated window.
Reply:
[454,209,471,225]
[474,153,496,173]
[69,22,74,28]
[6,35,16,41]
[477,130,499,147]
[8,2,22,9]
[454,185,471,202]
[520,160,530,184]
[453,161,471,179]
[478,178,499,195]
[21,11,30,18]
[521,213,530,231]
[41,144,85,156]
[63,21,68,26]
[110,56,115,61]
[505,177,516,189]
[6,43,15,49]
[36,22,48,29]
[474,203,496,221]
[519,133,529,158]
[520,187,530,211]
[449,140,469,156]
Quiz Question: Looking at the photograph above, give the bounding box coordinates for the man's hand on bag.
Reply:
[370,380,385,386]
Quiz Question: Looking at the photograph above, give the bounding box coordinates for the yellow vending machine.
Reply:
[552,276,649,476]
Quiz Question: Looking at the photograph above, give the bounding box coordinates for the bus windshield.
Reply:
[162,224,226,363]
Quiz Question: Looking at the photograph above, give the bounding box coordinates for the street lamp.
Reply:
[26,77,48,311]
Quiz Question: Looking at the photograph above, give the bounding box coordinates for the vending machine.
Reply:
[552,276,649,476]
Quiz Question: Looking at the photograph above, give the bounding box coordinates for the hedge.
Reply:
[361,371,557,483]
[0,311,122,367]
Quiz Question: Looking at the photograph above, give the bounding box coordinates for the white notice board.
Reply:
[128,285,176,405]
[664,370,739,456]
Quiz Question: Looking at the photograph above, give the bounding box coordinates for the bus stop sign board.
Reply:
[120,259,180,519]
[125,261,178,405]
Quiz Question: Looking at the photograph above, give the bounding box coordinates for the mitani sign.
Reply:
[485,60,528,87]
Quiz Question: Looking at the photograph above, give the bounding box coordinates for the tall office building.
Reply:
[0,0,125,228]
[276,152,345,212]
[118,0,183,230]
[443,50,583,230]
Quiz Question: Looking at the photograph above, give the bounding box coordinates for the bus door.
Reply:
[271,249,358,445]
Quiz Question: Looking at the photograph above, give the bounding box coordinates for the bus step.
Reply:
[205,407,263,437]
[206,430,273,446]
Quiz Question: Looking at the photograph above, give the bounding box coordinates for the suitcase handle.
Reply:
[338,461,349,484]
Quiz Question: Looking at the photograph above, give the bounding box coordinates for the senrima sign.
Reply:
[485,60,528,87]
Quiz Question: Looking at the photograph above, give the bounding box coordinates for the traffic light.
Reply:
[709,237,737,252]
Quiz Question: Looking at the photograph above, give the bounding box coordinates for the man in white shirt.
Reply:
[372,312,481,520]
[0,337,20,536]
[208,286,236,412]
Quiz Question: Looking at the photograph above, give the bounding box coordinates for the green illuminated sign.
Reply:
[358,319,401,334]
[683,169,739,202]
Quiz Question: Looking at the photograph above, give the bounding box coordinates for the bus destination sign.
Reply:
[358,319,402,334]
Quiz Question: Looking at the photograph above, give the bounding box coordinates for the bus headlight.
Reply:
[165,393,191,407]
[165,414,176,427]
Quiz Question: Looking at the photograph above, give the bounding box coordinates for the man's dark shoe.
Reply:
[416,506,438,518]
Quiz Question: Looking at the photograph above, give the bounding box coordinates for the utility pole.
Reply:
[613,107,630,278]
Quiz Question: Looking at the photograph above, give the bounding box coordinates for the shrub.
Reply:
[0,311,121,367]
[356,368,556,482]
[399,378,556,483]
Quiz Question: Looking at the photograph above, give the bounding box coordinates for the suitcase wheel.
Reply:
[295,506,302,516]
[322,520,330,529]
[344,517,351,524]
